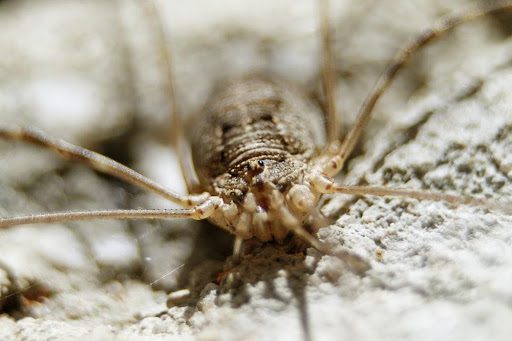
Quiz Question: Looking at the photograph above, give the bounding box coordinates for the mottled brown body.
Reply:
[189,76,325,200]
[187,76,327,241]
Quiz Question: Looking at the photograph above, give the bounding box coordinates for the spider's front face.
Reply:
[208,173,323,242]
[211,156,308,201]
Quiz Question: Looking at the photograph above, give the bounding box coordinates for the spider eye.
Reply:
[221,123,234,134]
[257,160,265,167]
[261,114,273,121]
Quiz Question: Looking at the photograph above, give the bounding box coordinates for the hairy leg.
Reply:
[0,126,208,207]
[317,0,512,176]
[308,173,512,214]
[0,196,224,228]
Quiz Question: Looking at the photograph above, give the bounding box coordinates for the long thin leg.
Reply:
[0,196,224,228]
[0,126,208,207]
[319,1,512,176]
[0,209,193,228]
[140,0,202,192]
[309,173,512,214]
[319,0,339,143]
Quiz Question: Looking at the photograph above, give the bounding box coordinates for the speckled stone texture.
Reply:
[0,0,511,340]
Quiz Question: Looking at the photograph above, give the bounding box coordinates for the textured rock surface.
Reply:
[0,0,511,340]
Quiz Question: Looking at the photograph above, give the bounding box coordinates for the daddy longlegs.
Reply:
[1,0,512,289]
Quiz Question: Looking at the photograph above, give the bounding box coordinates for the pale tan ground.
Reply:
[0,0,512,340]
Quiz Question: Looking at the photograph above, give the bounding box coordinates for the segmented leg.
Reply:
[319,0,512,176]
[0,126,208,207]
[0,196,224,228]
[309,172,512,214]
[318,0,339,142]
[140,0,202,193]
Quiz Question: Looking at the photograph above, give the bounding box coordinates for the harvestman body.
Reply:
[0,1,512,272]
